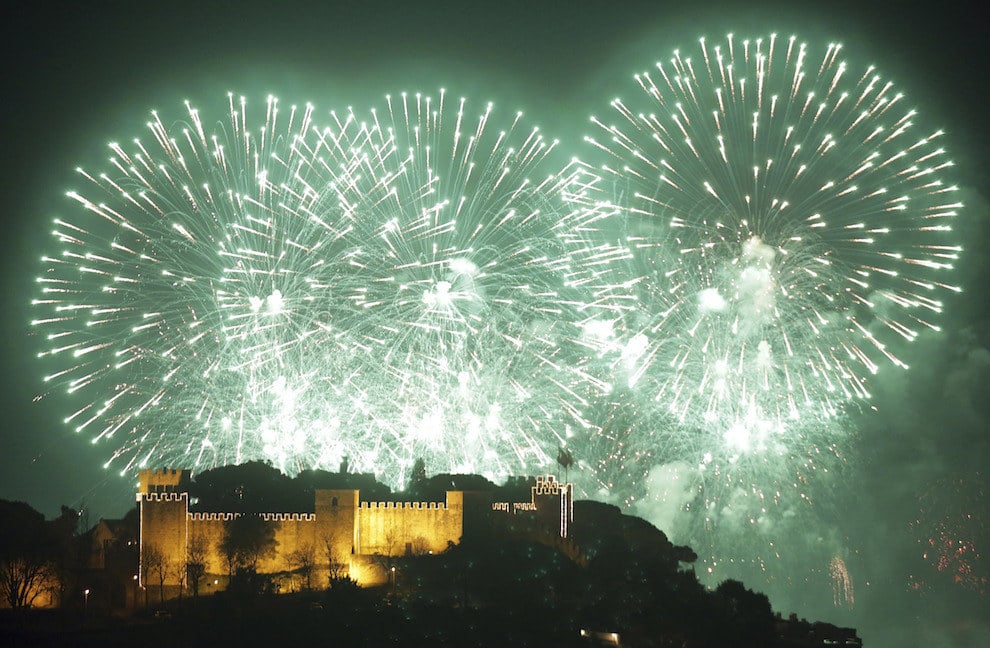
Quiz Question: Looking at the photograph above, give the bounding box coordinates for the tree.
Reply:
[0,558,53,609]
[408,535,430,557]
[174,557,187,602]
[370,527,403,591]
[289,543,316,590]
[186,534,208,597]
[48,505,81,605]
[190,461,303,513]
[320,500,353,588]
[219,530,238,580]
[0,500,70,608]
[714,579,777,647]
[322,533,349,586]
[407,458,427,494]
[220,514,278,573]
[411,473,497,502]
[142,543,170,604]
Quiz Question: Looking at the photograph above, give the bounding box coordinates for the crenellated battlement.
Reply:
[138,468,187,493]
[188,511,237,522]
[533,474,563,495]
[489,475,574,538]
[139,469,567,593]
[139,491,188,503]
[360,501,448,510]
[260,512,316,522]
[187,511,316,522]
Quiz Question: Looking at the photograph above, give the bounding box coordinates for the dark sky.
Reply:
[1,1,987,645]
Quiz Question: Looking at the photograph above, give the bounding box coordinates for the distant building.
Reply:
[137,468,573,596]
[774,613,862,647]
[86,517,138,570]
[73,514,141,610]
[488,475,574,539]
[0,511,138,611]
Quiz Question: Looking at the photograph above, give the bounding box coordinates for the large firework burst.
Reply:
[578,32,961,475]
[33,92,607,485]
[567,34,963,589]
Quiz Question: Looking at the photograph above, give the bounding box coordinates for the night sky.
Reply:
[1,1,987,646]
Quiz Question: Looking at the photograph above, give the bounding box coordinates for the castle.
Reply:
[138,469,573,593]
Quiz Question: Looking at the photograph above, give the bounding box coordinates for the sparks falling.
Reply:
[32,92,612,486]
[569,33,962,586]
[576,32,961,472]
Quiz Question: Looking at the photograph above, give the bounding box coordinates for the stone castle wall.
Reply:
[139,491,188,584]
[137,470,464,588]
[356,492,463,555]
[137,469,568,593]
[179,515,319,576]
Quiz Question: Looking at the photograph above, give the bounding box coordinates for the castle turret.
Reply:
[316,488,360,575]
[138,470,189,588]
[138,468,187,494]
[532,475,574,538]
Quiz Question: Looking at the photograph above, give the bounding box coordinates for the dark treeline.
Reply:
[1,462,859,647]
[187,459,538,512]
[0,500,79,609]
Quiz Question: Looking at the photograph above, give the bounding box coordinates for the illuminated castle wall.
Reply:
[489,475,574,539]
[138,469,573,594]
[138,469,463,589]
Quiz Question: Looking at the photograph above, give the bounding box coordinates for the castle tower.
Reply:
[138,469,189,587]
[315,489,359,580]
[532,475,574,538]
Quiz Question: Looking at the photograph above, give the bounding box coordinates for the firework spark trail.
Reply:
[566,34,963,587]
[576,32,961,473]
[830,556,855,608]
[298,91,612,484]
[33,92,610,485]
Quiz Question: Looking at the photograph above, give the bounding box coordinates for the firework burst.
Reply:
[33,92,608,485]
[577,32,961,476]
[911,473,987,595]
[564,34,965,590]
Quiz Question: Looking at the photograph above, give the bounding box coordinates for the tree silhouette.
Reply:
[323,540,348,586]
[370,527,402,584]
[0,500,76,608]
[321,504,351,587]
[191,461,301,513]
[407,458,427,493]
[289,543,316,590]
[141,543,170,604]
[185,534,209,597]
[220,514,278,572]
[713,579,776,647]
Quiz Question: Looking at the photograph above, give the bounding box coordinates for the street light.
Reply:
[84,588,90,612]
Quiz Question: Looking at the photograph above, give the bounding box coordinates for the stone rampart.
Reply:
[139,472,568,595]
